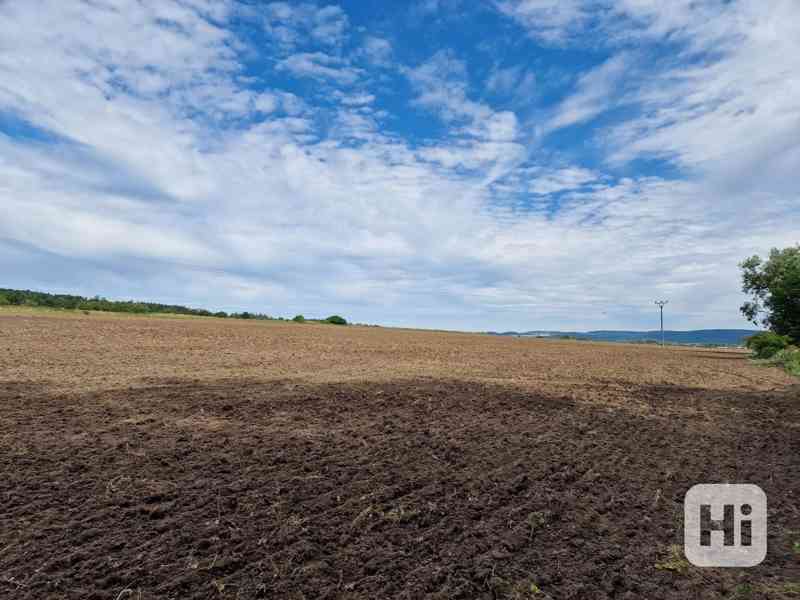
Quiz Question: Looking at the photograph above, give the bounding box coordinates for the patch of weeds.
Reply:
[781,582,800,595]
[490,576,546,599]
[382,505,420,524]
[350,505,375,529]
[526,511,551,538]
[508,579,545,599]
[275,512,306,537]
[654,545,691,574]
[352,504,421,527]
[760,582,800,596]
[732,583,753,599]
[793,540,800,556]
[768,348,800,377]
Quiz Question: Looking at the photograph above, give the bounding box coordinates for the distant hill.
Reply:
[487,329,759,346]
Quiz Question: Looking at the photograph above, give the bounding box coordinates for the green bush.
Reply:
[292,314,306,323]
[325,315,347,325]
[770,348,800,376]
[0,293,9,306]
[745,331,792,359]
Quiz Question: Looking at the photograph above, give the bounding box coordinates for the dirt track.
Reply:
[0,310,798,599]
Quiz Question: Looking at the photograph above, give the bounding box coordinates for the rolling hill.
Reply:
[487,329,759,346]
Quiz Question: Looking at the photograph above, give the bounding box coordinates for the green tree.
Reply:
[325,315,347,325]
[0,293,9,306]
[292,314,306,323]
[740,245,800,342]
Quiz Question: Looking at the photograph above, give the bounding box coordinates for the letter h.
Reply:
[700,504,735,546]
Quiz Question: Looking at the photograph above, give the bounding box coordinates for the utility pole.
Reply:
[655,300,668,346]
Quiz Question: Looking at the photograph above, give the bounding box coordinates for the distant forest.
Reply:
[0,288,348,324]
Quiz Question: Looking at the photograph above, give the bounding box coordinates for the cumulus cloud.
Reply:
[333,92,376,106]
[406,51,489,122]
[361,37,393,66]
[263,2,350,48]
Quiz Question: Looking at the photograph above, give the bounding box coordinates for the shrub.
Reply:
[325,315,347,325]
[0,293,9,306]
[745,331,792,359]
[770,348,800,377]
[292,314,306,323]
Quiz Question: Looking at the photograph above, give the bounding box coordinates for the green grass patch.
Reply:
[767,348,800,377]
[654,545,691,575]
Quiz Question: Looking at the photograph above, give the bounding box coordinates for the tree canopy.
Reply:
[740,245,800,342]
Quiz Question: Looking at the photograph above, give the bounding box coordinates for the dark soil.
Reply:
[1,378,798,599]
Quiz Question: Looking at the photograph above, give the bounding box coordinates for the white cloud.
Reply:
[607,0,800,196]
[504,0,800,202]
[494,0,591,43]
[334,92,376,106]
[526,167,600,195]
[414,0,465,16]
[361,37,393,66]
[487,65,537,99]
[548,53,630,131]
[277,52,362,84]
[263,2,350,48]
[406,52,526,177]
[406,51,489,122]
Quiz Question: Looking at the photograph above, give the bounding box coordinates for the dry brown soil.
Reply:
[0,309,798,599]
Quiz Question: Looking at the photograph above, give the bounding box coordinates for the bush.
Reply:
[745,331,792,359]
[292,314,306,323]
[325,315,347,325]
[769,348,800,377]
[0,293,9,306]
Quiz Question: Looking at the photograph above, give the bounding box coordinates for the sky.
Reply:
[0,0,798,331]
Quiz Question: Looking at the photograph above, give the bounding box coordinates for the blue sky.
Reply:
[0,0,798,331]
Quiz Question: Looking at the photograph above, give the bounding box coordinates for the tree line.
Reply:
[0,288,348,325]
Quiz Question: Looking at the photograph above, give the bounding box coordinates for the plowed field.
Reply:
[1,309,798,599]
